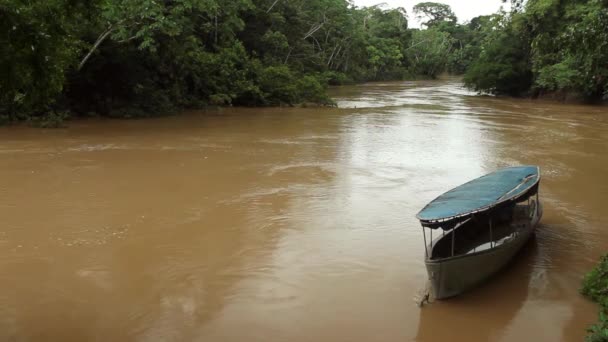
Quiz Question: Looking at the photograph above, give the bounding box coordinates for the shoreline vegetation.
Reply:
[1,1,460,127]
[582,255,608,341]
[4,0,607,127]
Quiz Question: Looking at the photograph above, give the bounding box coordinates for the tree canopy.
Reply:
[464,0,608,101]
[1,0,463,123]
[2,0,606,125]
[413,2,457,28]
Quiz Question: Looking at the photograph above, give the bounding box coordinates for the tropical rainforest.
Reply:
[1,0,608,125]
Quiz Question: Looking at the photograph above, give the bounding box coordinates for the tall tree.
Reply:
[413,2,457,28]
[405,28,452,77]
[465,0,608,100]
[0,0,79,120]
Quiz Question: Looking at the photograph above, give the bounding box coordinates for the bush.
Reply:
[463,13,533,96]
[323,71,353,85]
[581,254,608,341]
[0,114,11,126]
[296,75,333,105]
[31,110,70,128]
[256,65,301,105]
[464,36,533,95]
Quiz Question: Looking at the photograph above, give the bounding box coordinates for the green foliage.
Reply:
[366,37,404,79]
[447,45,477,75]
[31,110,70,128]
[10,0,605,123]
[0,0,78,120]
[406,4,493,76]
[323,71,352,85]
[581,255,608,342]
[413,2,457,28]
[296,75,334,105]
[3,0,433,122]
[257,65,299,105]
[405,29,452,78]
[582,255,608,309]
[464,13,533,96]
[5,0,607,124]
[436,16,488,74]
[535,57,582,92]
[465,0,608,100]
[523,0,608,98]
[0,114,9,126]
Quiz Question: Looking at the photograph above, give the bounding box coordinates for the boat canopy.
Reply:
[417,166,540,228]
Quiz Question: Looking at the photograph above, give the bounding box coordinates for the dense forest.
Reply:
[1,0,608,125]
[465,0,608,101]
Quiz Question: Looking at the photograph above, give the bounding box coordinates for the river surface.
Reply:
[1,79,607,341]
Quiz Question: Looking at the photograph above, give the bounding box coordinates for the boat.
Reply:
[416,166,542,299]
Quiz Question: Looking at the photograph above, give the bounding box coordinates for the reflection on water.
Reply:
[416,237,536,341]
[0,78,606,341]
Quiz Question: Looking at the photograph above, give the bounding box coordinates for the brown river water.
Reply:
[1,79,607,341]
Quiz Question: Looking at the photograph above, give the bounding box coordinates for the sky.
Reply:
[352,0,509,28]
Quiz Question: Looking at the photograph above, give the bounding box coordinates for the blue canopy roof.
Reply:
[417,166,540,223]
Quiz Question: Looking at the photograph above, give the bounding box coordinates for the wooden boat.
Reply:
[416,166,542,299]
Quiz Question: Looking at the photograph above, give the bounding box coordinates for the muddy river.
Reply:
[1,79,607,341]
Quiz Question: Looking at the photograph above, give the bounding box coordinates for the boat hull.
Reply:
[426,202,542,299]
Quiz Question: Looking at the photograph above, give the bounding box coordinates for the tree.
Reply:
[441,15,498,74]
[465,0,608,100]
[5,0,516,123]
[526,0,608,98]
[464,13,532,96]
[413,2,457,28]
[0,0,79,121]
[405,29,452,78]
[78,0,252,71]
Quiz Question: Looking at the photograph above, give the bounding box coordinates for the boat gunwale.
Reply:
[417,166,541,225]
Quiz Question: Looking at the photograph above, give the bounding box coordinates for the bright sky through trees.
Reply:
[353,0,508,27]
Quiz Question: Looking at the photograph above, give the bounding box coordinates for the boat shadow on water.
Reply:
[415,234,538,341]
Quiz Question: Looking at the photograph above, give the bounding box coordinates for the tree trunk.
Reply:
[214,15,218,45]
[284,48,293,64]
[77,19,126,71]
[266,0,281,13]
[77,27,115,71]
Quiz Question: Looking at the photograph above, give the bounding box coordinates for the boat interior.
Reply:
[428,198,536,260]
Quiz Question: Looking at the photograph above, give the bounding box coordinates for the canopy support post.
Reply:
[422,226,428,259]
[451,227,455,257]
[489,217,493,248]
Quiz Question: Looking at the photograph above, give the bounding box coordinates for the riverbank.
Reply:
[582,255,608,341]
[0,73,440,128]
